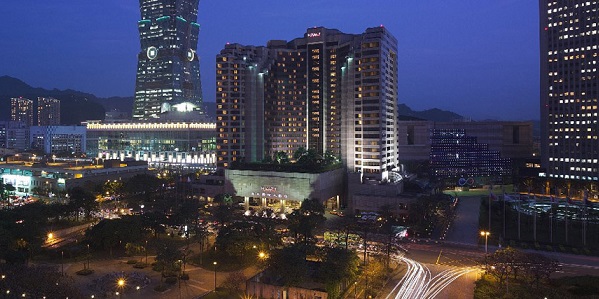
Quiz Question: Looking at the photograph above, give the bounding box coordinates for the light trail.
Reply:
[386,255,476,299]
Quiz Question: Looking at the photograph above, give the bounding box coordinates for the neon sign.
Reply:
[307,32,321,38]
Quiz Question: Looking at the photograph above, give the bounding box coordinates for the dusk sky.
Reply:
[0,1,539,120]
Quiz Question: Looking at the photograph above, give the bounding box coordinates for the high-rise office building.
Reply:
[216,27,399,181]
[132,0,203,120]
[540,1,599,183]
[10,97,33,127]
[37,97,61,126]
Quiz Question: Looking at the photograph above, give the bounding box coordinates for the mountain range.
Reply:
[0,75,465,124]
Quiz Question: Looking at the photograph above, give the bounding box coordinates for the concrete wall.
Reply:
[225,168,344,203]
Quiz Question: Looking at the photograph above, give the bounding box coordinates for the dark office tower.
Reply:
[216,27,399,181]
[540,1,599,183]
[37,97,61,126]
[132,0,203,121]
[10,97,33,127]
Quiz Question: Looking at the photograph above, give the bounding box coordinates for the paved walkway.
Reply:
[445,196,481,245]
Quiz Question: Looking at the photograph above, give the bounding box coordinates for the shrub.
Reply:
[154,284,168,292]
[134,262,147,269]
[180,273,189,280]
[127,260,138,264]
[164,276,178,284]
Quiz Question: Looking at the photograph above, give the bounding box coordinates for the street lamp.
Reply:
[480,231,490,253]
[145,240,148,265]
[258,251,266,260]
[213,261,217,292]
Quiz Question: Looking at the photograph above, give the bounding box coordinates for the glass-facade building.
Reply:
[85,121,217,168]
[540,0,599,182]
[133,0,204,120]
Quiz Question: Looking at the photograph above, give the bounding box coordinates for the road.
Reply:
[445,196,481,245]
[384,254,477,299]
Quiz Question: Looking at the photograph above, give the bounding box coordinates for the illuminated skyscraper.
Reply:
[37,97,60,126]
[132,0,203,120]
[10,97,33,126]
[540,0,599,183]
[216,27,399,181]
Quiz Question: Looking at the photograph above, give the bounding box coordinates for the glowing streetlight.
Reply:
[47,233,54,240]
[213,261,217,292]
[117,278,125,287]
[480,231,490,253]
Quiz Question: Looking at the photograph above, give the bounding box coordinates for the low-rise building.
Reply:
[0,159,148,197]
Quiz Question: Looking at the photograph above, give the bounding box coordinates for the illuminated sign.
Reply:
[252,186,289,199]
[307,32,321,38]
[261,186,277,193]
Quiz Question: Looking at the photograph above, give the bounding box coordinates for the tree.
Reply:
[319,247,360,299]
[288,198,325,246]
[273,151,290,164]
[293,147,308,162]
[155,240,183,279]
[0,202,48,264]
[268,245,308,288]
[525,253,560,288]
[323,150,340,166]
[86,216,145,256]
[68,186,98,220]
[0,182,15,201]
[222,271,247,292]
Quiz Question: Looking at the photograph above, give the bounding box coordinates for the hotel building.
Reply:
[216,26,400,182]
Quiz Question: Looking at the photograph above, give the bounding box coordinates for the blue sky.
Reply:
[0,0,539,120]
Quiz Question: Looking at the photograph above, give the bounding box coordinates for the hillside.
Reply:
[0,76,129,125]
[1,76,468,124]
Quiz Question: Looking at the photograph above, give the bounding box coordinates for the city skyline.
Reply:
[0,1,538,120]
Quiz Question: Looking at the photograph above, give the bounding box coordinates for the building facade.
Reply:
[85,121,217,169]
[398,120,534,161]
[10,97,34,127]
[37,97,61,126]
[216,26,399,181]
[0,160,148,197]
[540,0,599,183]
[132,0,204,120]
[30,126,86,155]
[0,121,29,150]
[429,129,512,185]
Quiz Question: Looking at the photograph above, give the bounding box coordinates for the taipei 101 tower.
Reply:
[132,0,204,121]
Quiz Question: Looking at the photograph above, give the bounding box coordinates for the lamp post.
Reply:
[86,244,90,270]
[145,240,148,265]
[480,231,490,253]
[213,261,217,292]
